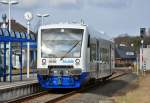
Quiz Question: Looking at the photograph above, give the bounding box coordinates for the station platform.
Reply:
[0,74,41,102]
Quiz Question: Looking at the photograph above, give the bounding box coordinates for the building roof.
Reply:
[115,46,136,59]
[0,28,36,42]
[0,19,37,43]
[0,19,36,35]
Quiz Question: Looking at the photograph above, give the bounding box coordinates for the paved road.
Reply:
[58,73,138,103]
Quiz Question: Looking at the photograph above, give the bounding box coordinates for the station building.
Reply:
[0,14,37,82]
[115,46,136,67]
[140,45,150,70]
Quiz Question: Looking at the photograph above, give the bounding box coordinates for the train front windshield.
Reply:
[41,28,83,58]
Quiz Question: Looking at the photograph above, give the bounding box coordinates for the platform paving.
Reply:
[0,74,37,86]
[0,74,40,102]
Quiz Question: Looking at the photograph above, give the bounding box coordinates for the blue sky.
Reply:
[0,0,150,37]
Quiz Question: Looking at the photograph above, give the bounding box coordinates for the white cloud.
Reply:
[18,0,82,9]
[19,0,38,7]
[88,0,131,8]
[49,0,78,6]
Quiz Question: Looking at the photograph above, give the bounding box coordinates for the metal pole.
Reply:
[8,0,11,32]
[3,43,6,82]
[27,21,30,78]
[37,14,49,26]
[41,16,44,26]
[32,51,34,77]
[136,55,139,75]
[9,42,12,82]
[141,41,144,75]
[8,0,12,82]
[20,42,23,80]
[0,0,18,82]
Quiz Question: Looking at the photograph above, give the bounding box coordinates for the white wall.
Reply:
[140,48,150,70]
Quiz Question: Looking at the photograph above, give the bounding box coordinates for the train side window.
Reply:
[100,47,109,64]
[90,43,96,61]
[87,35,90,48]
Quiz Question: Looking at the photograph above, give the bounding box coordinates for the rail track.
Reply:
[6,70,129,103]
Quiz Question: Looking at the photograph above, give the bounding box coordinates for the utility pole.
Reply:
[140,28,145,75]
[0,0,19,82]
[37,13,49,25]
[24,12,33,79]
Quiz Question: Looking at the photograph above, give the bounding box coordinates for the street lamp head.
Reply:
[0,0,8,4]
[10,0,18,4]
[36,14,42,17]
[37,13,49,17]
[0,0,18,4]
[43,14,49,17]
[36,13,49,25]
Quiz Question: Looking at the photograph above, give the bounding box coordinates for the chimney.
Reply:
[1,14,7,29]
[11,19,16,23]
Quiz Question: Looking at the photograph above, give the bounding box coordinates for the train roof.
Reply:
[39,23,86,30]
[39,23,113,42]
[87,26,112,42]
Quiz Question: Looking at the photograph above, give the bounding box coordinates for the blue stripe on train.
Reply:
[37,72,90,89]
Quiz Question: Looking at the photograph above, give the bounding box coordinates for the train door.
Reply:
[98,41,102,78]
[105,44,110,76]
[110,43,115,74]
[90,39,97,78]
[99,41,109,78]
[109,44,112,74]
[96,40,99,79]
[106,43,111,76]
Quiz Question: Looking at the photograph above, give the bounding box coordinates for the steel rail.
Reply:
[45,71,128,103]
[6,71,128,103]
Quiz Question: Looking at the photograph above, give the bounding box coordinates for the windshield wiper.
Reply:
[60,41,80,60]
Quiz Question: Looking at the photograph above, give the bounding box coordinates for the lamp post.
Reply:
[24,12,33,79]
[0,0,18,32]
[36,13,49,25]
[141,39,144,74]
[0,0,18,82]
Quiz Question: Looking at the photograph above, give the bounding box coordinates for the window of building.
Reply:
[20,32,25,39]
[2,29,9,37]
[10,31,15,37]
[15,32,21,38]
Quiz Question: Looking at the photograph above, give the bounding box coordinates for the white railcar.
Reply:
[37,23,114,88]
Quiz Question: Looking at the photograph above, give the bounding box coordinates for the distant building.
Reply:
[0,14,36,35]
[0,14,37,69]
[115,46,136,67]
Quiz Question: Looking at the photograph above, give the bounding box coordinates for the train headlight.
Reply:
[42,59,46,65]
[54,71,57,74]
[66,70,69,74]
[75,59,80,65]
